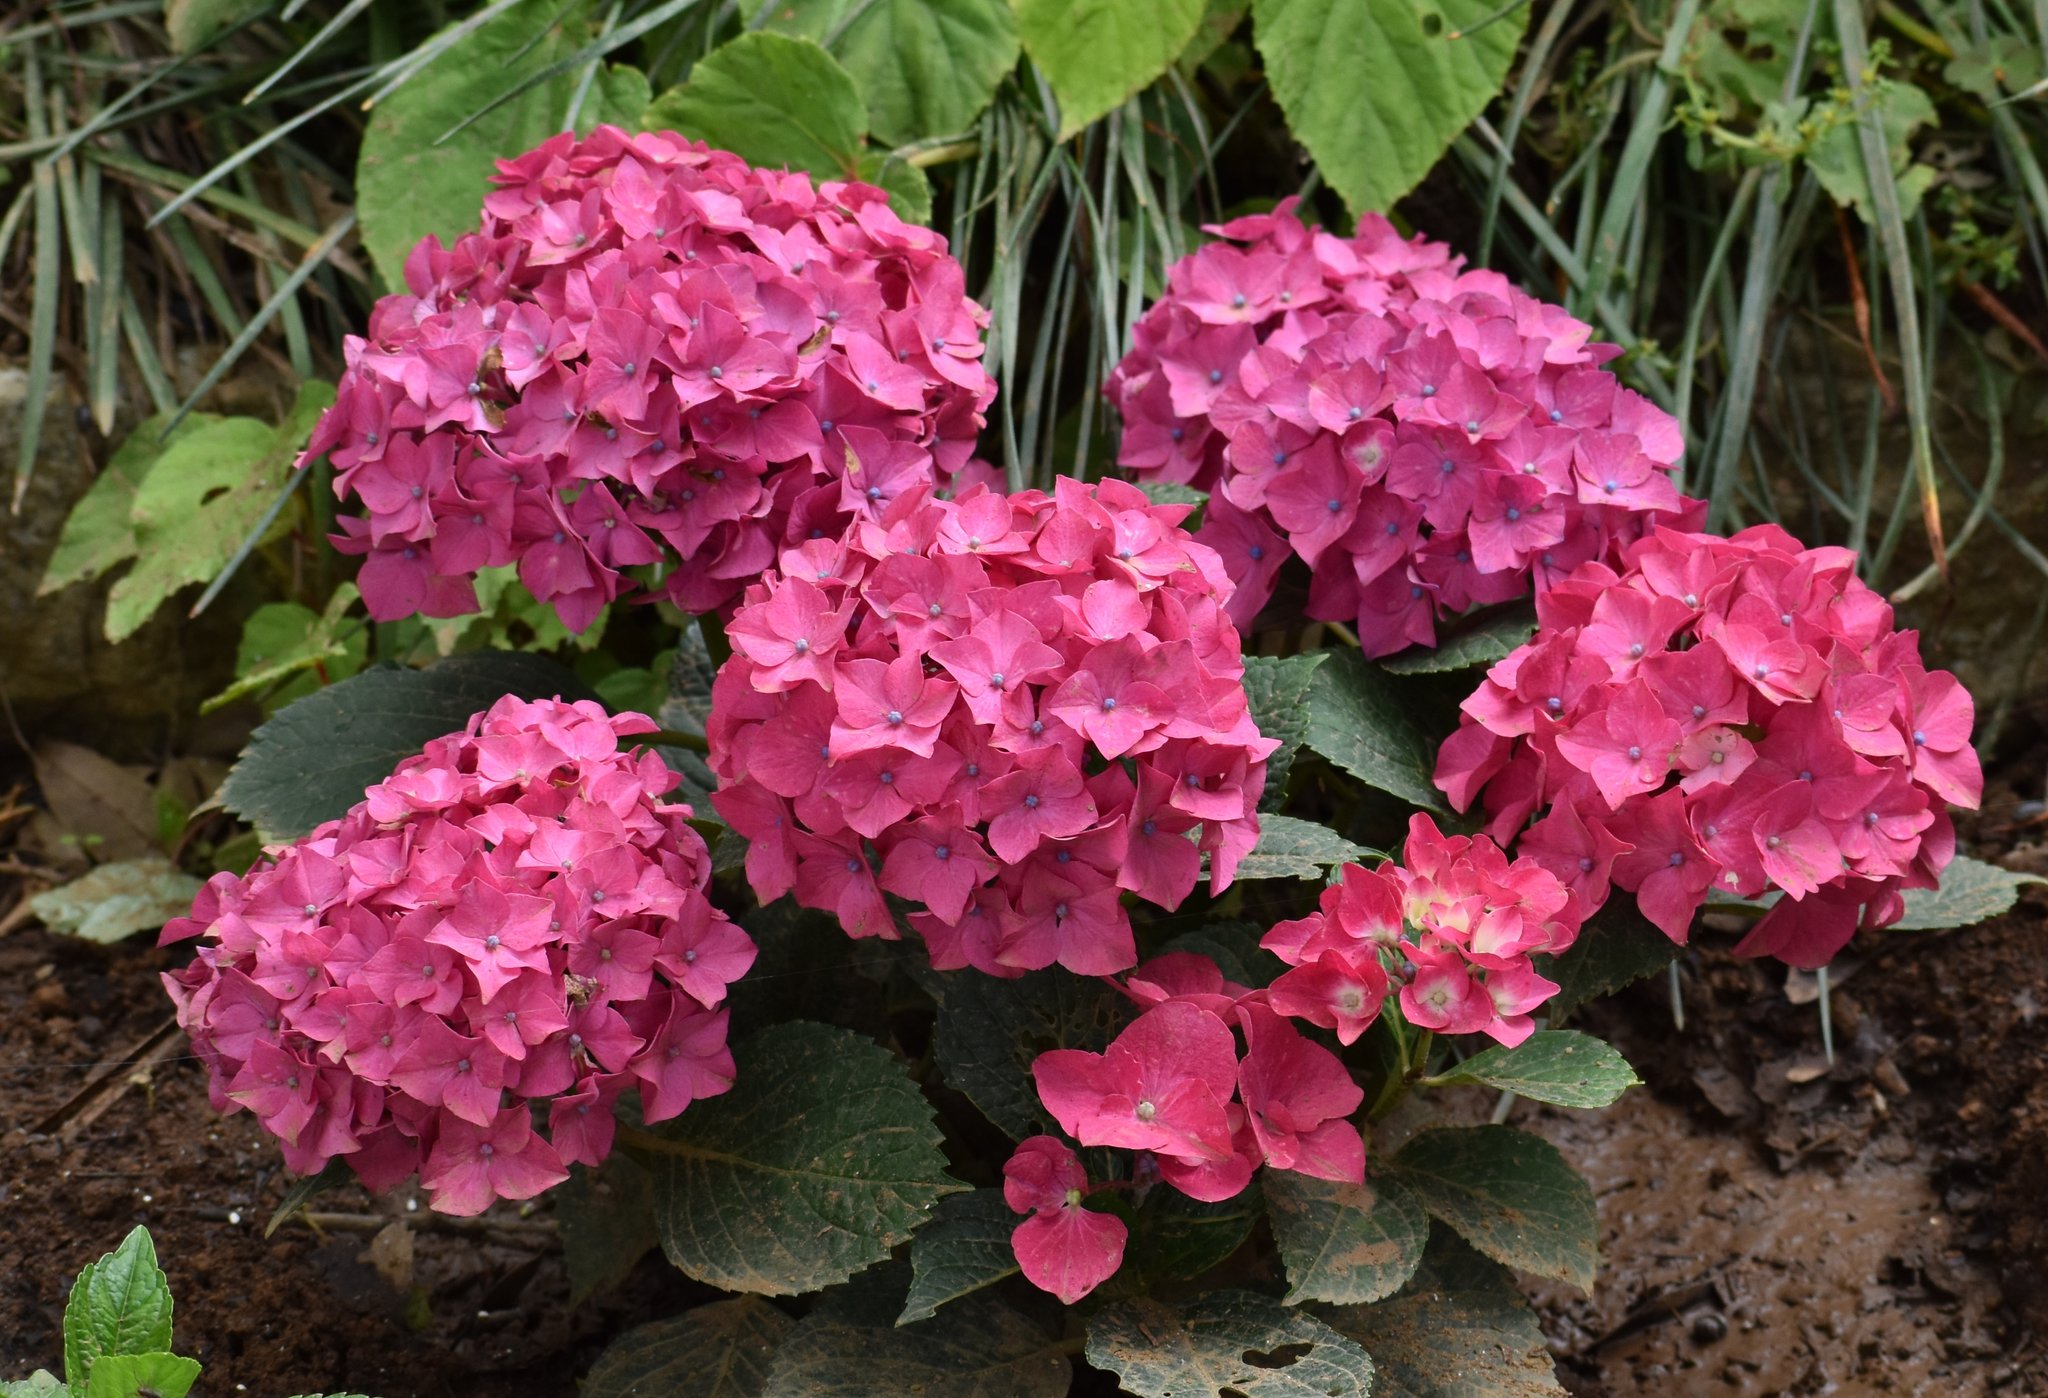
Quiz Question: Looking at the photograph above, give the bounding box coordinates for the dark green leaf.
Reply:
[265,1158,356,1238]
[660,624,720,738]
[899,1190,1019,1325]
[641,1021,962,1295]
[1323,1229,1565,1397]
[1084,1290,1375,1397]
[583,1297,794,1398]
[1380,606,1535,675]
[1892,854,2041,931]
[81,1353,200,1398]
[63,1228,174,1391]
[1430,1031,1639,1110]
[1252,0,1526,217]
[1534,896,1676,1020]
[1230,814,1367,882]
[559,1156,658,1307]
[1387,1126,1598,1290]
[1120,1180,1263,1286]
[645,33,868,181]
[219,652,599,839]
[767,1289,1067,1397]
[1241,654,1327,811]
[1266,1170,1428,1305]
[1302,648,1446,811]
[934,967,1127,1140]
[1014,0,1207,139]
[1154,921,1267,987]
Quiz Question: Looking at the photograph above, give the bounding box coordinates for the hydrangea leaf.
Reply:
[356,0,651,285]
[1155,920,1266,985]
[767,1289,1068,1396]
[854,148,935,224]
[38,414,215,596]
[1135,481,1208,509]
[644,33,868,183]
[63,1228,175,1392]
[1229,813,1367,882]
[934,967,1127,1140]
[26,858,203,945]
[1428,1030,1640,1110]
[1533,896,1676,1019]
[80,1353,200,1398]
[1380,605,1536,675]
[1302,647,1447,811]
[1266,1170,1429,1306]
[1119,1178,1264,1287]
[1241,653,1327,811]
[1386,1125,1598,1290]
[639,1020,963,1295]
[1084,1290,1376,1397]
[1891,854,2041,931]
[582,1297,794,1398]
[104,383,334,644]
[1014,0,1207,139]
[1251,0,1526,217]
[218,651,599,839]
[899,1189,1020,1325]
[1323,1228,1566,1397]
[558,1156,658,1308]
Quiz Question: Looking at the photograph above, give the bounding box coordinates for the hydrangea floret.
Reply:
[161,696,753,1215]
[304,125,997,629]
[1434,523,1982,967]
[1001,814,1583,1302]
[1103,198,1704,655]
[706,479,1277,976]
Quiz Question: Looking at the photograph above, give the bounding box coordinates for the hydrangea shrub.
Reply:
[305,125,997,629]
[1104,198,1703,654]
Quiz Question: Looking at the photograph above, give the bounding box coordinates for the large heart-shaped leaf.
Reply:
[1085,1291,1375,1397]
[1014,0,1206,139]
[1386,1126,1598,1290]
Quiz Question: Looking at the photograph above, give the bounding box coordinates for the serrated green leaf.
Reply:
[1807,78,1938,224]
[934,967,1126,1140]
[356,0,650,285]
[1241,653,1327,811]
[645,33,867,182]
[1014,0,1207,139]
[660,625,719,738]
[769,1289,1067,1397]
[265,1157,356,1238]
[1154,921,1266,986]
[1252,0,1526,217]
[26,859,203,945]
[1135,480,1208,508]
[1085,1290,1375,1398]
[1323,1229,1565,1398]
[219,652,599,839]
[1533,896,1676,1020]
[1230,813,1367,882]
[559,1156,658,1308]
[1119,1179,1263,1287]
[1387,1126,1598,1290]
[39,414,215,597]
[899,1190,1019,1325]
[81,1353,199,1398]
[583,1297,793,1398]
[640,1021,962,1295]
[1302,647,1445,811]
[64,1228,174,1392]
[1266,1170,1428,1305]
[1380,606,1535,675]
[0,1370,68,1398]
[1430,1031,1639,1110]
[1892,854,2041,931]
[205,586,368,715]
[103,384,334,644]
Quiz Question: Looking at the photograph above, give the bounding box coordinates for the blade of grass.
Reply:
[245,0,379,102]
[1892,345,2003,602]
[1672,164,1759,472]
[1581,0,1701,310]
[1482,0,1575,264]
[118,289,179,416]
[89,188,124,433]
[15,43,65,514]
[438,0,704,144]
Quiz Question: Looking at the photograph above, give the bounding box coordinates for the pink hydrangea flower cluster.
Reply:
[160,696,754,1215]
[706,478,1277,976]
[1434,524,1982,968]
[1103,197,1704,655]
[305,125,998,629]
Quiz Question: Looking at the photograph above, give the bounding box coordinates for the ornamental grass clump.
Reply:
[1435,524,1982,967]
[162,696,753,1215]
[706,477,1276,976]
[1104,198,1702,654]
[306,125,996,629]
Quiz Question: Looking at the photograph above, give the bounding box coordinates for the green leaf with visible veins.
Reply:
[1228,814,1367,882]
[899,1190,1020,1324]
[767,1290,1068,1396]
[1387,1126,1599,1290]
[63,1228,175,1392]
[0,1371,68,1398]
[1892,854,2042,931]
[1014,0,1207,139]
[582,1297,794,1398]
[1381,605,1536,675]
[1240,653,1327,811]
[1252,0,1527,216]
[645,33,868,182]
[81,1353,199,1398]
[1534,895,1676,1019]
[1085,1291,1375,1397]
[1430,1030,1640,1110]
[1303,648,1446,811]
[934,967,1127,1141]
[39,414,215,597]
[1266,1170,1429,1305]
[558,1156,658,1308]
[640,1021,963,1295]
